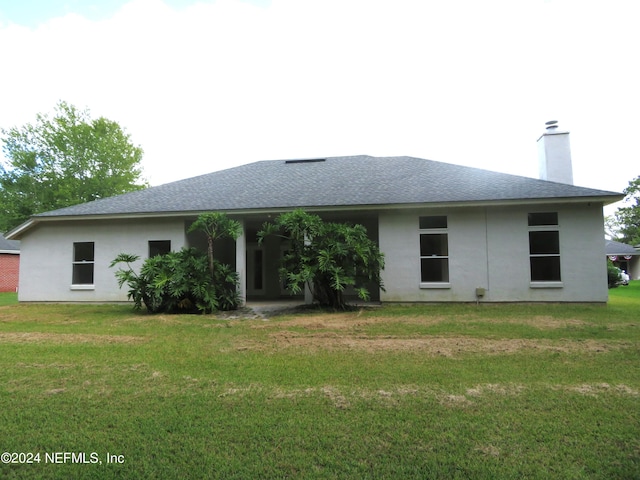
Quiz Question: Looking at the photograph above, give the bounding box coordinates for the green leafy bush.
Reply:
[111,212,242,314]
[110,248,239,313]
[258,209,384,309]
[607,258,621,289]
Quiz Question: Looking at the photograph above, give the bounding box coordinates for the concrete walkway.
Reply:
[212,300,306,319]
[216,299,381,319]
[246,300,306,318]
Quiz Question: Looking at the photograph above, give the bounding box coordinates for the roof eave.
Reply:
[5,219,35,240]
[13,193,623,233]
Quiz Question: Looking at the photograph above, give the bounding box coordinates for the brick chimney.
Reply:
[537,120,573,185]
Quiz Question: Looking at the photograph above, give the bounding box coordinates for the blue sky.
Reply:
[1,0,136,25]
[0,0,638,209]
[0,0,269,26]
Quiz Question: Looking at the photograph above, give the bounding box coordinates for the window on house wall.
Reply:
[149,240,171,258]
[72,242,95,285]
[528,212,561,282]
[419,216,449,283]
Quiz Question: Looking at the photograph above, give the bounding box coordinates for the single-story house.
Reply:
[606,239,639,280]
[0,235,20,293]
[6,124,623,304]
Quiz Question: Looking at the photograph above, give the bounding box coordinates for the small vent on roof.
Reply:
[285,158,326,164]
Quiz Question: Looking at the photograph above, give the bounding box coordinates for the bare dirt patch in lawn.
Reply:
[45,388,66,395]
[15,362,76,369]
[554,383,640,397]
[253,313,591,331]
[514,315,590,329]
[466,383,526,397]
[0,314,22,323]
[237,312,617,355]
[252,313,459,330]
[195,382,640,408]
[0,332,144,344]
[254,331,625,356]
[475,445,501,457]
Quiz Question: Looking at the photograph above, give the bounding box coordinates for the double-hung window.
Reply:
[72,242,95,286]
[419,216,449,285]
[528,212,561,283]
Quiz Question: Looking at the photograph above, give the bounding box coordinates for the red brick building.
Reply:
[0,235,20,292]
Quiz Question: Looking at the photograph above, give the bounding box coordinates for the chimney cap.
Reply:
[545,120,559,129]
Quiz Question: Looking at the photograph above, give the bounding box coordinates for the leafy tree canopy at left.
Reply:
[0,101,147,233]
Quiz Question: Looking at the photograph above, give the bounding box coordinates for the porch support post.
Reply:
[304,283,313,304]
[303,233,313,305]
[235,219,246,307]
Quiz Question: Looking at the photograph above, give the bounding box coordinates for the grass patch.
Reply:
[609,277,640,300]
[0,284,638,478]
[0,292,18,306]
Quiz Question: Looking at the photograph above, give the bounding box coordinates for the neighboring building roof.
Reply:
[605,240,639,256]
[30,155,622,220]
[0,235,20,253]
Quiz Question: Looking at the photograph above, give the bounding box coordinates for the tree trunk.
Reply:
[313,278,346,310]
[207,236,215,279]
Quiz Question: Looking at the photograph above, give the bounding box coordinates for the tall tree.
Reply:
[0,101,147,232]
[613,175,640,245]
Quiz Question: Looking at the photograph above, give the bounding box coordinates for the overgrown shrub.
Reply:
[607,259,621,289]
[258,209,384,309]
[110,248,239,313]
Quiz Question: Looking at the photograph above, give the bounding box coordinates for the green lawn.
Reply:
[0,284,638,479]
[0,291,17,306]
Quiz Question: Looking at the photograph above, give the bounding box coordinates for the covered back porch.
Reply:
[186,211,381,305]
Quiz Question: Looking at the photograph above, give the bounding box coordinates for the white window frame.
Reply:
[528,212,563,288]
[419,216,450,289]
[71,241,95,290]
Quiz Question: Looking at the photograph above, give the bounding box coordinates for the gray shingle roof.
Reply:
[0,235,20,251]
[34,155,622,218]
[605,240,639,256]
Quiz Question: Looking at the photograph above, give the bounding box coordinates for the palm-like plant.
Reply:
[188,213,242,279]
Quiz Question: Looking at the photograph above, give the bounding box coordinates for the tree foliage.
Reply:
[613,176,640,245]
[0,101,147,233]
[187,212,242,278]
[111,213,242,314]
[258,209,384,309]
[607,258,622,289]
[110,249,239,314]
